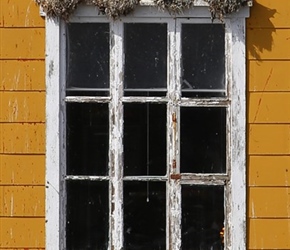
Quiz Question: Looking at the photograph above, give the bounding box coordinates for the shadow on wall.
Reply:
[247,2,277,60]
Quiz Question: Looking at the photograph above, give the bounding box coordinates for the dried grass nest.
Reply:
[35,0,250,20]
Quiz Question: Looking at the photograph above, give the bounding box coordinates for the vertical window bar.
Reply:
[228,17,246,249]
[167,19,181,250]
[225,19,232,98]
[60,20,67,250]
[225,19,232,249]
[109,21,124,250]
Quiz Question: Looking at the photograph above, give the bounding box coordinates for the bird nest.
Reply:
[35,0,250,20]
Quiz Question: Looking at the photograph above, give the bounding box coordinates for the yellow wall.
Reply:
[247,0,290,249]
[1,0,290,249]
[0,0,45,249]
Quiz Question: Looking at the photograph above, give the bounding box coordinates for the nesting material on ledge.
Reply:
[35,0,250,20]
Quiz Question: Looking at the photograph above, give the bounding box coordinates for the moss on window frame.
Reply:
[35,0,250,20]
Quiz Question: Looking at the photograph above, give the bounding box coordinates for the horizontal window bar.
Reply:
[65,96,111,103]
[66,88,109,91]
[180,98,230,106]
[122,97,168,103]
[65,175,110,181]
[123,176,167,181]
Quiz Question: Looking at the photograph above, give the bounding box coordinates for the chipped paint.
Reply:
[45,6,249,250]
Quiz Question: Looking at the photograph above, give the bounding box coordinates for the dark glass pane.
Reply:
[124,23,167,96]
[66,103,109,175]
[124,181,166,250]
[182,185,224,250]
[124,104,166,176]
[181,24,225,98]
[66,181,109,250]
[180,107,226,173]
[66,23,109,95]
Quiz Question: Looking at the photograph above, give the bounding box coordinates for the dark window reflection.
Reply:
[124,23,167,96]
[66,23,109,96]
[124,103,166,176]
[66,181,109,250]
[66,103,109,176]
[181,24,225,97]
[182,185,224,250]
[180,107,226,173]
[124,181,166,249]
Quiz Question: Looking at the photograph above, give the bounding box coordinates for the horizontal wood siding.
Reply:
[247,0,290,249]
[0,0,45,249]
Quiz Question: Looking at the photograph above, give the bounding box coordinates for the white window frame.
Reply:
[45,4,249,250]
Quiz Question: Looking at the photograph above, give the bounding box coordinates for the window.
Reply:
[46,5,249,250]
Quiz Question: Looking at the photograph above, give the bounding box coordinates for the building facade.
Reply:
[0,0,290,249]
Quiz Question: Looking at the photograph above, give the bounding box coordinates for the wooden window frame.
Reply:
[45,4,250,250]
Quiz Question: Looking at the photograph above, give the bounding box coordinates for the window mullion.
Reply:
[109,21,124,250]
[227,17,246,250]
[167,19,181,250]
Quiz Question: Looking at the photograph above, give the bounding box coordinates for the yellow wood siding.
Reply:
[0,0,45,249]
[247,0,290,248]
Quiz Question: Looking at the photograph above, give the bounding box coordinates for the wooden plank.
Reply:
[248,156,290,187]
[2,0,44,27]
[1,123,45,154]
[0,60,45,91]
[0,218,44,247]
[0,155,45,185]
[248,219,290,249]
[249,124,290,155]
[248,60,290,92]
[249,187,290,218]
[0,28,45,59]
[0,92,45,122]
[0,2,3,27]
[247,0,290,28]
[0,247,45,250]
[248,93,290,123]
[0,186,45,217]
[247,28,290,60]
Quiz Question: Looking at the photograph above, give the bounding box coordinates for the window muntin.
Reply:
[45,11,246,249]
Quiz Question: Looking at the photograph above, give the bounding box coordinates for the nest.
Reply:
[35,0,249,20]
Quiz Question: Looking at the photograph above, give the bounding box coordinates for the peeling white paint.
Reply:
[46,5,249,250]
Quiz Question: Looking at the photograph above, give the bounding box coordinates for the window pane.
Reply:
[124,181,166,249]
[66,23,109,96]
[182,185,224,250]
[124,103,166,176]
[66,181,109,250]
[180,107,226,173]
[124,23,167,96]
[181,24,225,97]
[66,103,109,176]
